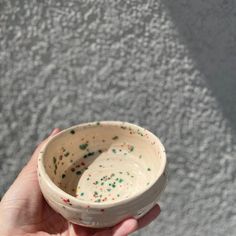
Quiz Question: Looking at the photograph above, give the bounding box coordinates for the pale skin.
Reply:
[0,129,161,236]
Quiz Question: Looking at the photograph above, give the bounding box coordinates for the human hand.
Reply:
[0,128,161,236]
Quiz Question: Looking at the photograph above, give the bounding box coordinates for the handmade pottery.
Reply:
[38,121,167,228]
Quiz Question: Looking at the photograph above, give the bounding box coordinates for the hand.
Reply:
[0,128,161,236]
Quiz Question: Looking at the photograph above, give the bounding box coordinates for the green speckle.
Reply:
[117,194,120,197]
[139,155,142,159]
[88,152,95,156]
[112,184,116,188]
[147,182,150,185]
[53,157,56,164]
[83,152,95,159]
[129,146,134,152]
[87,178,90,181]
[101,182,104,186]
[96,122,100,126]
[147,168,151,171]
[118,178,124,183]
[119,171,123,174]
[112,149,116,153]
[76,171,82,175]
[112,136,119,140]
[64,152,70,157]
[80,143,88,150]
[70,130,75,134]
[62,174,66,179]
[107,189,111,192]
[95,199,101,203]
[80,192,84,196]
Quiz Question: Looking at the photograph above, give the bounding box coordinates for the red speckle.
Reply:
[100,209,105,212]
[87,205,90,208]
[102,197,107,202]
[61,197,70,203]
[81,162,85,166]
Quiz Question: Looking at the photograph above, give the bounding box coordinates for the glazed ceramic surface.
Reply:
[38,121,167,228]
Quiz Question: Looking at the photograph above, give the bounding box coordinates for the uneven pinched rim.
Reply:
[38,121,167,209]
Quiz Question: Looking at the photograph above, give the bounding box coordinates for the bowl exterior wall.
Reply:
[38,164,168,228]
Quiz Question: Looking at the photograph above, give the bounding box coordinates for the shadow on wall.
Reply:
[163,0,236,132]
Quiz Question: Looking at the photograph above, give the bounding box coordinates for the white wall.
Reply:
[0,1,235,235]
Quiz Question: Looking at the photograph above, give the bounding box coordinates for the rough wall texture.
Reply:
[0,1,236,235]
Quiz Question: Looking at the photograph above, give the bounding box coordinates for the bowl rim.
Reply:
[38,121,167,209]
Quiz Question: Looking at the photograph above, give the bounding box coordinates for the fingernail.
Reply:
[50,128,59,136]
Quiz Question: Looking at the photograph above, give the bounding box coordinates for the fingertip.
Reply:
[50,128,60,136]
[137,204,161,230]
[113,218,138,236]
[155,204,161,213]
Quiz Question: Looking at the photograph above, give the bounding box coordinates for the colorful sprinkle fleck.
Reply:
[64,152,70,157]
[80,143,88,150]
[128,145,134,152]
[62,174,66,179]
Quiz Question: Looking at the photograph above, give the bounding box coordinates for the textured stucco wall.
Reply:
[0,1,236,235]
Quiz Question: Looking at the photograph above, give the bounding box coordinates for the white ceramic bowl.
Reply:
[38,121,167,228]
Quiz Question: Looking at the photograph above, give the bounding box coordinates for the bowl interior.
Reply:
[42,122,165,204]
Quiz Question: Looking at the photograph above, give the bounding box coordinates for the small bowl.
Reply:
[38,121,167,228]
